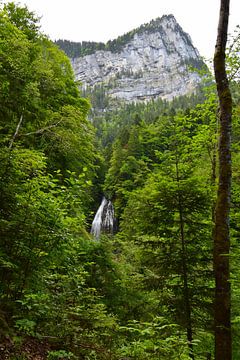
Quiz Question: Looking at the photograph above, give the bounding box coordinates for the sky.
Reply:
[3,0,240,60]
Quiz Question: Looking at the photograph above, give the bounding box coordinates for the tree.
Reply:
[213,0,232,358]
[120,114,214,358]
[0,0,97,330]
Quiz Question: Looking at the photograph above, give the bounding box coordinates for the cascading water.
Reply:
[91,197,116,239]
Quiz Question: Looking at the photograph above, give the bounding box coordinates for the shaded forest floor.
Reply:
[0,336,51,360]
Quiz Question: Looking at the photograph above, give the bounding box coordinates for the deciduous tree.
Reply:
[213,0,232,358]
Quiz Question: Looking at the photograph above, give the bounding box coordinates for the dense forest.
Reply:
[0,2,240,360]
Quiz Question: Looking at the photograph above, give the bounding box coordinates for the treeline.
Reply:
[86,84,206,148]
[55,39,106,58]
[56,14,203,60]
[55,34,142,58]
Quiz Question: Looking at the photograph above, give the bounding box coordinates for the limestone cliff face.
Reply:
[71,15,203,102]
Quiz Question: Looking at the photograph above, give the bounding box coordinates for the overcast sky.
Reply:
[4,0,240,59]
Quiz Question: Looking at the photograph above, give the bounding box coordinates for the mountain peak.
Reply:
[56,14,192,59]
[57,15,204,103]
[139,14,177,29]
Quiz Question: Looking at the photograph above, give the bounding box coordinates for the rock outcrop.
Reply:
[69,15,203,102]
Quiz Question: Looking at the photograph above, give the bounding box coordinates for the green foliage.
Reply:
[0,148,89,308]
[101,104,218,358]
[0,3,96,178]
[15,319,36,337]
[117,318,190,360]
[0,3,107,358]
[47,350,75,360]
[3,2,40,40]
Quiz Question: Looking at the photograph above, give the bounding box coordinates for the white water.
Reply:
[91,197,115,239]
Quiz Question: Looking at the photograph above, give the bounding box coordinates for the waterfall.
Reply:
[91,197,116,239]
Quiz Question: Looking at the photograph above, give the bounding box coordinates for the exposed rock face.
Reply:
[71,15,203,102]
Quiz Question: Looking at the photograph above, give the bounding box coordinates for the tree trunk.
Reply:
[213,0,232,359]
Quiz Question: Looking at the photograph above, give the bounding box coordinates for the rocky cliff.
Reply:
[62,15,204,102]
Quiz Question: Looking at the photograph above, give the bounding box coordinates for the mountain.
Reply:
[56,15,204,103]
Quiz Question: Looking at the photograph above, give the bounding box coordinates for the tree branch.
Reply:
[9,114,24,149]
[19,120,63,137]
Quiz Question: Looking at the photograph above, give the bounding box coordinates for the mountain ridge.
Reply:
[56,15,205,102]
[56,14,197,59]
